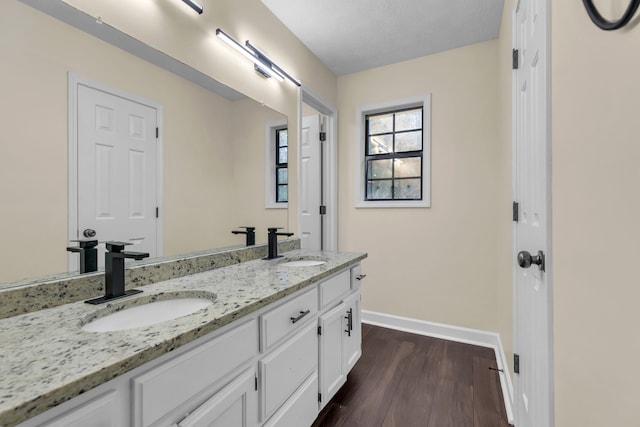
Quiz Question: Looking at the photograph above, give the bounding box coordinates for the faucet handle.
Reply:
[121,251,150,261]
[105,241,132,253]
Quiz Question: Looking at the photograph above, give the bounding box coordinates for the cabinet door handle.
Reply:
[356,274,366,280]
[344,308,353,336]
[290,309,310,324]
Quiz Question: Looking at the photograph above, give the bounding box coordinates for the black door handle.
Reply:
[518,250,545,272]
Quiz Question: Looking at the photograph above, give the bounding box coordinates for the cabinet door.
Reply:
[175,368,257,427]
[318,302,346,408]
[342,291,362,373]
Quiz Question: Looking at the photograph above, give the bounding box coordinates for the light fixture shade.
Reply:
[182,0,203,14]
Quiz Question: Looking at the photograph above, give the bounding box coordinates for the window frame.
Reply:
[264,119,288,209]
[354,94,431,208]
[275,127,288,203]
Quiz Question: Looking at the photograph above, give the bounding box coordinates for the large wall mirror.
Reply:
[0,0,290,288]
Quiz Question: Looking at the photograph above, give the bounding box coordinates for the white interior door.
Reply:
[513,0,552,426]
[75,83,159,268]
[300,115,322,251]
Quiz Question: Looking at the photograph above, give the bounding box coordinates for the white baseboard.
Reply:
[362,310,514,424]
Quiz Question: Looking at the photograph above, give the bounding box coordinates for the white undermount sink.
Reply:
[81,292,215,333]
[279,260,326,267]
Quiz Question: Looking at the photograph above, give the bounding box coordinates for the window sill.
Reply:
[265,202,288,209]
[355,200,430,209]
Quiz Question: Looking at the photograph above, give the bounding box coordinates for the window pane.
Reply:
[367,159,392,179]
[395,109,422,131]
[367,180,392,199]
[394,178,421,199]
[277,167,288,185]
[278,147,288,164]
[277,185,288,202]
[368,135,392,154]
[368,113,393,135]
[395,131,422,152]
[278,129,288,147]
[394,157,421,178]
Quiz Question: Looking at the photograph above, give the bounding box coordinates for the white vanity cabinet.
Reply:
[15,262,363,427]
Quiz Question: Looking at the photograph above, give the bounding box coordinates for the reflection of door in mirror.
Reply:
[72,79,160,271]
[300,114,323,250]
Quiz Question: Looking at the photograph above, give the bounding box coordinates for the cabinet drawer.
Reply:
[133,320,258,427]
[260,288,317,351]
[319,270,350,309]
[263,373,318,427]
[259,323,318,421]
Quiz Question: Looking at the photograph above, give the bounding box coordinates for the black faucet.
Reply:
[231,226,256,246]
[85,241,149,305]
[66,239,99,273]
[265,227,294,260]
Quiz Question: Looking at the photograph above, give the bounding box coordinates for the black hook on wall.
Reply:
[582,0,640,30]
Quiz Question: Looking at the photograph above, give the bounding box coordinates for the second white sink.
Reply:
[279,260,326,267]
[81,294,215,333]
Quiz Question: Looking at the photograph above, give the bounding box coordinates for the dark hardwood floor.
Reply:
[312,323,511,427]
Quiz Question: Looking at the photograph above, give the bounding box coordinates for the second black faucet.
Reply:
[265,227,294,260]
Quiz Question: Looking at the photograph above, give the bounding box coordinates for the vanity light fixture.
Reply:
[245,40,301,87]
[182,0,203,14]
[215,29,300,86]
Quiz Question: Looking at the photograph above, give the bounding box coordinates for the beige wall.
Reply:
[337,40,507,335]
[551,2,640,426]
[0,1,290,281]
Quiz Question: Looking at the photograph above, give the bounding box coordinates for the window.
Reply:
[275,128,288,203]
[355,95,431,208]
[366,108,423,200]
[264,119,288,209]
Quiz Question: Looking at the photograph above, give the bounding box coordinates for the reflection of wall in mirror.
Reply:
[0,1,286,283]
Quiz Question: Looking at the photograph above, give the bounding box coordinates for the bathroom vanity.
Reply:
[0,248,366,427]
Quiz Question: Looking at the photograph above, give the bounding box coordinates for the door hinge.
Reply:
[156,127,159,138]
[318,393,322,403]
[512,49,519,69]
[255,375,258,391]
[317,325,322,335]
[319,132,326,142]
[156,207,159,218]
[512,201,519,222]
[514,353,520,374]
[319,205,327,215]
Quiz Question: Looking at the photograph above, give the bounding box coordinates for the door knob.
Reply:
[517,250,545,272]
[83,228,97,238]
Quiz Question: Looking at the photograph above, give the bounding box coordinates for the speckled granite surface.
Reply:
[0,249,366,427]
[0,240,299,320]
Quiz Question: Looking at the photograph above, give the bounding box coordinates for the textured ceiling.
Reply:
[261,0,505,76]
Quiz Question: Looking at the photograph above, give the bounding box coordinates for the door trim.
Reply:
[67,73,164,271]
[298,86,338,251]
[511,0,555,425]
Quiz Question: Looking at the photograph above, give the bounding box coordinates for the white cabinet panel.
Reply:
[318,270,350,309]
[342,291,362,372]
[39,391,118,427]
[259,323,318,421]
[133,320,258,427]
[318,302,346,408]
[263,373,318,427]
[260,288,317,352]
[176,368,257,427]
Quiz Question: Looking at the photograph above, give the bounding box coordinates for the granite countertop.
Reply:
[0,250,366,427]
